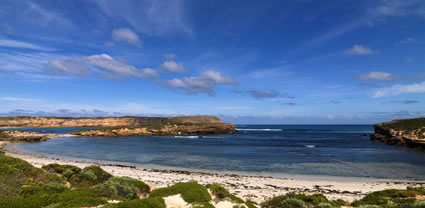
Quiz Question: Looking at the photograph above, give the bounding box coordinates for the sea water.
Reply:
[9,125,425,180]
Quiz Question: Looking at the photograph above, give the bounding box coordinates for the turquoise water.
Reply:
[10,125,425,180]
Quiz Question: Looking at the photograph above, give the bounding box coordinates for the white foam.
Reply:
[174,136,199,139]
[304,145,316,148]
[236,128,282,131]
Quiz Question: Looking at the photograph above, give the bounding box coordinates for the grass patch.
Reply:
[382,118,425,132]
[150,181,211,203]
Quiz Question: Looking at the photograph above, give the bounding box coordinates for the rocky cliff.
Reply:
[0,116,224,128]
[71,123,238,137]
[371,118,425,150]
[0,130,54,142]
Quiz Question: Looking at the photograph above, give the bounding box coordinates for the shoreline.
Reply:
[2,141,425,203]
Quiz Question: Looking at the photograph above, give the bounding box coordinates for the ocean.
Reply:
[7,125,425,180]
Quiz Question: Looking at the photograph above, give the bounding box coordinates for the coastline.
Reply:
[2,141,424,204]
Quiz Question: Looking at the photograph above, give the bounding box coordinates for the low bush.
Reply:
[150,181,211,203]
[96,176,150,200]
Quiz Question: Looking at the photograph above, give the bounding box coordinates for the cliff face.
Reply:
[0,116,224,128]
[71,123,238,137]
[371,118,425,150]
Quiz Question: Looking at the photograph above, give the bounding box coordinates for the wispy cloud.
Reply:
[358,72,409,81]
[0,39,53,51]
[0,97,38,102]
[248,90,280,100]
[162,70,237,96]
[46,54,158,79]
[367,0,425,18]
[112,28,142,47]
[344,45,377,56]
[164,53,178,60]
[160,61,186,73]
[400,37,417,44]
[96,0,193,36]
[373,81,425,97]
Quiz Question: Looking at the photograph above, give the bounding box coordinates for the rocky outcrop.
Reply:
[0,130,55,142]
[0,116,224,128]
[71,123,238,137]
[371,118,425,150]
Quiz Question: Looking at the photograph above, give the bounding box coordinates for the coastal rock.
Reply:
[71,123,238,137]
[371,118,425,150]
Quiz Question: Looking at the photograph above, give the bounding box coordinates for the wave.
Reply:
[236,128,282,132]
[304,145,316,148]
[173,136,200,139]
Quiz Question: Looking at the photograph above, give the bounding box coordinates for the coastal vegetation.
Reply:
[1,148,425,207]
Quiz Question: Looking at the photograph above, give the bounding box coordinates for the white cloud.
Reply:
[46,54,158,79]
[164,53,177,60]
[163,70,237,96]
[0,97,38,102]
[373,81,425,97]
[358,72,408,81]
[344,45,376,56]
[112,28,142,47]
[160,61,186,73]
[0,39,53,51]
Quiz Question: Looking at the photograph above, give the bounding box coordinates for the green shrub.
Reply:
[104,197,165,208]
[96,176,150,200]
[316,202,333,208]
[280,198,305,208]
[351,189,417,207]
[51,188,107,208]
[415,201,425,208]
[68,165,112,187]
[295,194,328,206]
[61,169,74,179]
[150,181,211,203]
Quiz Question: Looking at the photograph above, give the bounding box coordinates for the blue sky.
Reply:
[0,0,425,124]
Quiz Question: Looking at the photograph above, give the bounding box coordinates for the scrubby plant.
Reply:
[150,181,211,203]
[295,193,328,206]
[42,163,81,175]
[351,188,420,207]
[279,198,305,208]
[0,152,62,199]
[207,183,256,208]
[316,202,333,208]
[104,196,165,208]
[96,176,150,200]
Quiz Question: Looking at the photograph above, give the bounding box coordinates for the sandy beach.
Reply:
[2,141,424,204]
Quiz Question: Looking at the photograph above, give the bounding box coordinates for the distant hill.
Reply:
[0,116,224,128]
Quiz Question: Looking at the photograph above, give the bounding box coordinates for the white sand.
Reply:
[3,142,425,204]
